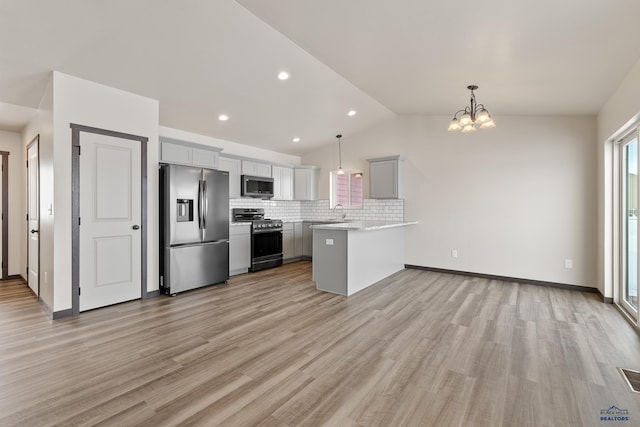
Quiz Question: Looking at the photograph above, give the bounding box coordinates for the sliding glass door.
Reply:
[621,132,639,317]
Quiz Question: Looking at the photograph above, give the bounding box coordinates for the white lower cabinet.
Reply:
[283,222,303,262]
[283,223,295,261]
[229,224,251,275]
[302,221,314,258]
[294,222,303,257]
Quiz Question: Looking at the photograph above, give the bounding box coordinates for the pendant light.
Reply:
[336,134,345,175]
[448,85,496,132]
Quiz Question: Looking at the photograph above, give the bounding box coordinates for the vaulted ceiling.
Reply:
[1,0,639,155]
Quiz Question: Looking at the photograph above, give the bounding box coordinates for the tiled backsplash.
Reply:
[229,198,404,222]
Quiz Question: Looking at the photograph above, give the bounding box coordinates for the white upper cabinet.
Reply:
[272,165,294,200]
[294,166,320,200]
[218,155,242,198]
[242,160,271,178]
[368,156,403,199]
[159,137,221,169]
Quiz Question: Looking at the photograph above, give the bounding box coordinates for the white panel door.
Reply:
[27,142,39,294]
[80,133,141,311]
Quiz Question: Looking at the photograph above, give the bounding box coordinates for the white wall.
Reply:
[302,114,598,287]
[597,57,640,298]
[0,130,25,277]
[160,126,301,166]
[51,72,159,312]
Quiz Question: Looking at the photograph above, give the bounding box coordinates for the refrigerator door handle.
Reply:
[198,179,204,230]
[202,180,208,229]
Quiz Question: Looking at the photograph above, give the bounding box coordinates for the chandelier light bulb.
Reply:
[459,113,473,126]
[448,118,461,131]
[461,124,476,133]
[476,109,490,123]
[481,119,496,129]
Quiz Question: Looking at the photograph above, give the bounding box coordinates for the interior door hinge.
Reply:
[78,287,81,296]
[26,214,29,221]
[76,145,81,155]
[78,217,81,226]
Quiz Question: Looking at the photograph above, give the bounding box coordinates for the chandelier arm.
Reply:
[452,109,468,119]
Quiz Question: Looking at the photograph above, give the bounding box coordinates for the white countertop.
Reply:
[311,220,418,231]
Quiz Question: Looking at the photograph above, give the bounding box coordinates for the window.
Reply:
[330,171,363,209]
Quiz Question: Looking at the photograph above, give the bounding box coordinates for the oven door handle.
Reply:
[252,229,283,234]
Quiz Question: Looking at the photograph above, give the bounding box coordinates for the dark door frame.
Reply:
[0,150,8,279]
[25,135,39,293]
[70,123,148,316]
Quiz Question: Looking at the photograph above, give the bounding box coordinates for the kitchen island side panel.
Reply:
[346,227,404,295]
[313,229,348,295]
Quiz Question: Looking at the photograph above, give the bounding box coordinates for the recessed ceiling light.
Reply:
[292,137,301,142]
[278,71,290,80]
[218,114,229,121]
[348,110,357,116]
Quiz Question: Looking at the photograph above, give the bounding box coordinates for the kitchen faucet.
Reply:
[333,203,346,221]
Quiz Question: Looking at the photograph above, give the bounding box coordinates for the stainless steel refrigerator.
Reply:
[160,164,229,294]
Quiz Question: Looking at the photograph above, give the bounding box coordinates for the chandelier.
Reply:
[447,85,496,132]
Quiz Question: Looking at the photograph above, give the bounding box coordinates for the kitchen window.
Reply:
[329,171,363,209]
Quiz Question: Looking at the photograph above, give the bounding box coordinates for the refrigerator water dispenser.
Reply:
[176,199,193,222]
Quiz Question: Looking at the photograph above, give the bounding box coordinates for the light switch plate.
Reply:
[326,239,334,245]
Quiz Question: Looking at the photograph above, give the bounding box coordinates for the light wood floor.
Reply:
[2,262,640,426]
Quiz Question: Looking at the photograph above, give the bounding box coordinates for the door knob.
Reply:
[30,229,38,234]
[132,225,140,230]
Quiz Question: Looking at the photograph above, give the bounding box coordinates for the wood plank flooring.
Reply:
[2,262,640,426]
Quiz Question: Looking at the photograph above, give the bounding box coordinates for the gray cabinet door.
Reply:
[302,222,314,257]
[370,159,398,199]
[283,226,295,260]
[294,222,303,256]
[229,225,251,275]
[218,156,242,199]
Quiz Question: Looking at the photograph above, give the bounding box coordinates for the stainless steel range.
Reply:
[232,208,283,272]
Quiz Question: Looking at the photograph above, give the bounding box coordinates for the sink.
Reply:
[319,218,351,223]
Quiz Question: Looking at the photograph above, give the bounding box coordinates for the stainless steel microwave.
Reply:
[241,175,274,199]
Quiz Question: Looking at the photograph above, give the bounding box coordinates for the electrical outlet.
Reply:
[565,259,573,269]
[326,239,334,245]
[451,249,458,258]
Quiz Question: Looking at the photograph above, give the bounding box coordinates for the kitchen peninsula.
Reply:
[312,221,417,296]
